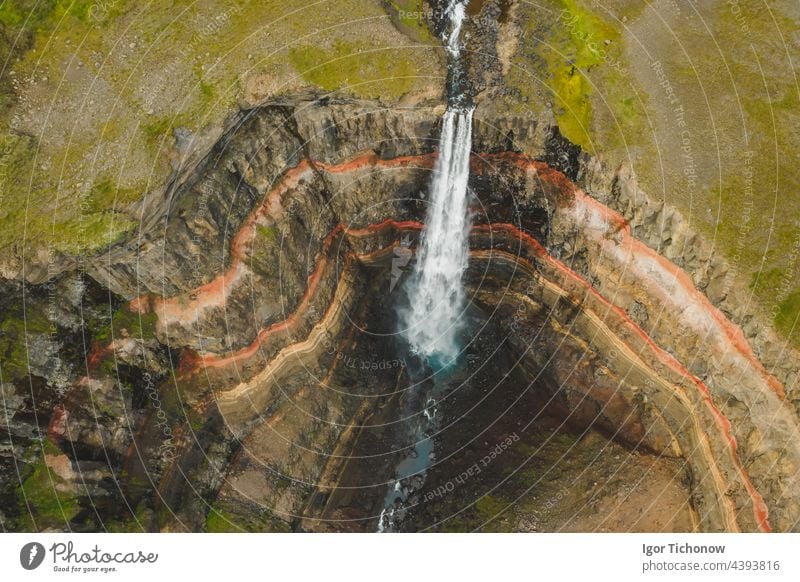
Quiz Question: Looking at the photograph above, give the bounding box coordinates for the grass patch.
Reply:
[16,440,79,531]
[750,269,784,294]
[257,224,278,242]
[52,212,138,255]
[186,408,207,433]
[0,1,441,263]
[0,307,53,381]
[508,1,800,349]
[104,501,153,532]
[205,504,289,533]
[386,0,436,43]
[539,0,622,148]
[475,494,509,523]
[251,224,280,269]
[775,290,800,339]
[142,116,180,144]
[95,307,158,344]
[507,0,644,152]
[0,135,137,255]
[205,506,240,532]
[87,178,141,214]
[289,40,417,100]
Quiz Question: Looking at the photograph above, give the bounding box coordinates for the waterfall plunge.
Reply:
[380,0,472,534]
[402,0,474,367]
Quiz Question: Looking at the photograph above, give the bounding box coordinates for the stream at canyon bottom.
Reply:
[380,0,474,532]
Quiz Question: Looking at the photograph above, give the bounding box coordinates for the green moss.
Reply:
[191,62,217,105]
[0,1,441,263]
[0,0,56,29]
[505,0,646,151]
[0,134,36,247]
[0,308,53,381]
[474,494,509,523]
[538,0,623,149]
[0,3,32,28]
[289,40,417,100]
[505,1,799,349]
[439,516,477,532]
[17,441,80,531]
[55,213,138,255]
[104,502,153,532]
[14,0,110,24]
[0,133,137,255]
[751,269,784,293]
[205,507,240,533]
[775,290,800,338]
[434,494,512,532]
[386,0,436,43]
[205,504,290,533]
[251,224,281,268]
[87,178,140,214]
[199,79,215,101]
[257,225,278,242]
[119,467,151,493]
[95,307,158,344]
[142,116,176,144]
[274,474,291,490]
[186,409,206,433]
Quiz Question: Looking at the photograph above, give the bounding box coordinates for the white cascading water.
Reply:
[379,0,471,535]
[402,0,474,366]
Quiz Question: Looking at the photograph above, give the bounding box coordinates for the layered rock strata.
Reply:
[2,96,798,533]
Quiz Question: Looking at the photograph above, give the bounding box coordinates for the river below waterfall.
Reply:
[381,0,474,531]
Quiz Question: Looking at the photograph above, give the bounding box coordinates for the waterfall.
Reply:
[378,0,472,534]
[402,0,474,367]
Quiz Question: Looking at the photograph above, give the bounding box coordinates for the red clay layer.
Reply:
[129,154,436,324]
[178,216,769,531]
[479,152,784,401]
[130,150,782,406]
[202,217,772,531]
[123,150,779,531]
[470,223,771,532]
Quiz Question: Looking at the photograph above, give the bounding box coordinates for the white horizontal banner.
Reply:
[1,534,798,581]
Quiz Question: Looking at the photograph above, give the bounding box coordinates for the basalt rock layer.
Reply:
[1,95,798,533]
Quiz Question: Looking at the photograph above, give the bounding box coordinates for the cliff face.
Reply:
[2,94,798,533]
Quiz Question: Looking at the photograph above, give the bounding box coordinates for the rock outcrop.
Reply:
[1,93,798,533]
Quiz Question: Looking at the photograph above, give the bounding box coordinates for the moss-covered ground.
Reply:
[501,0,800,345]
[1,1,796,343]
[0,1,444,263]
[15,440,80,531]
[205,500,291,532]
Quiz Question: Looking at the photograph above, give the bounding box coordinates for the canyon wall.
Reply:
[2,94,798,532]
